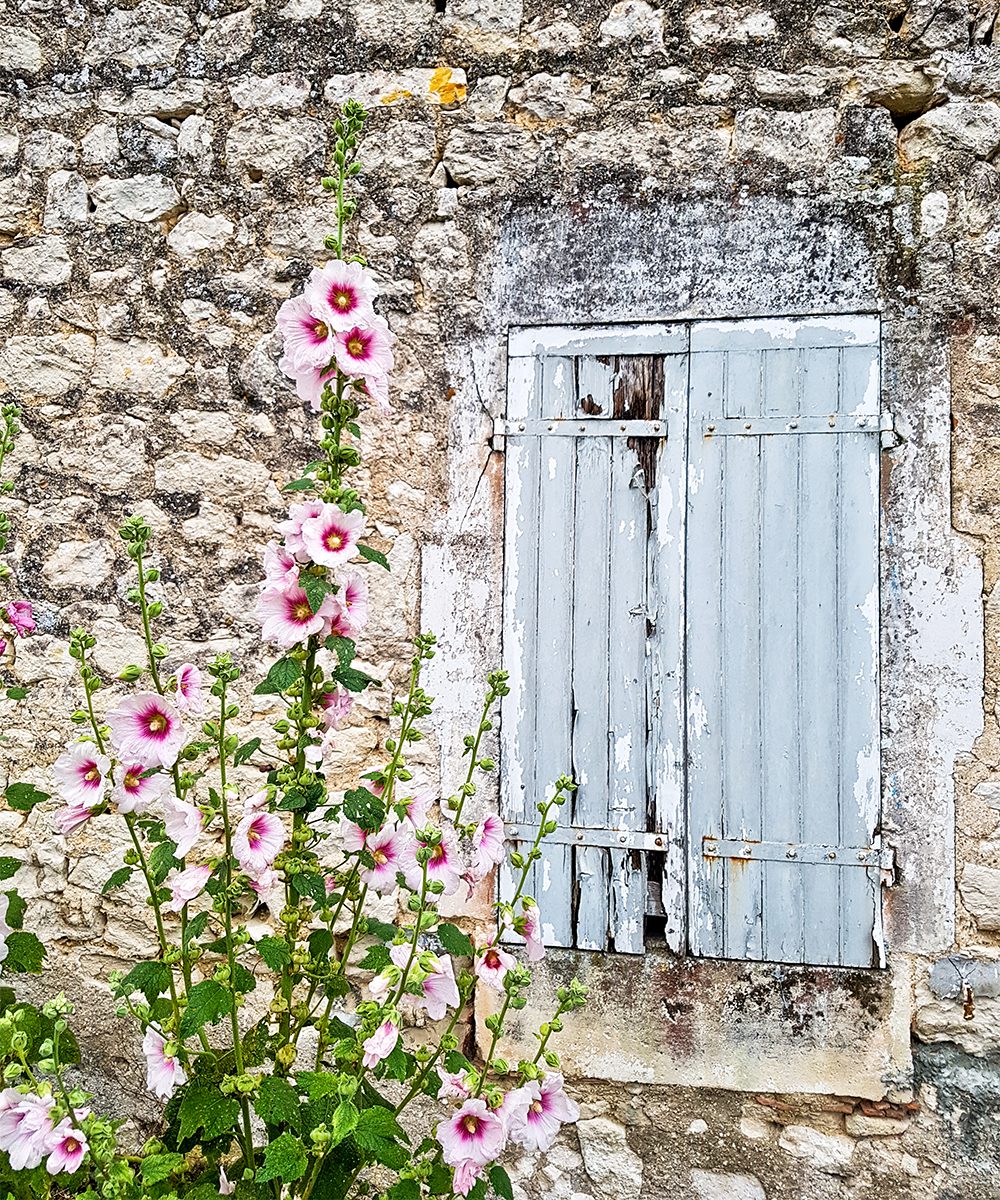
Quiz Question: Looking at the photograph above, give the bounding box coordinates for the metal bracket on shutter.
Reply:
[702,836,895,870]
[702,413,885,437]
[494,417,665,442]
[505,823,669,852]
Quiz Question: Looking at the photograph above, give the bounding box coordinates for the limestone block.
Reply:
[0,174,36,236]
[754,67,841,102]
[324,68,468,109]
[95,82,205,119]
[45,418,147,488]
[690,1171,766,1200]
[225,117,325,174]
[508,73,592,120]
[81,123,122,166]
[166,212,235,258]
[577,1118,643,1199]
[1,236,73,287]
[92,337,189,397]
[899,101,1000,165]
[42,540,115,589]
[443,124,537,185]
[733,107,837,171]
[177,116,214,172]
[960,863,1000,930]
[44,171,90,231]
[687,6,778,45]
[852,61,939,114]
[844,1113,911,1137]
[84,2,191,67]
[777,1124,855,1173]
[0,26,43,74]
[198,10,254,60]
[22,129,77,170]
[0,334,95,397]
[90,175,181,223]
[154,451,272,502]
[599,0,665,53]
[229,73,311,111]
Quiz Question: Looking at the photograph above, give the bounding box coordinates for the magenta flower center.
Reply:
[293,601,313,621]
[462,1115,479,1135]
[373,849,388,865]
[248,824,262,848]
[484,950,501,969]
[65,1137,80,1152]
[330,286,355,311]
[346,334,366,357]
[147,713,168,734]
[430,844,446,864]
[124,772,140,789]
[324,529,344,551]
[531,1098,544,1115]
[83,765,99,782]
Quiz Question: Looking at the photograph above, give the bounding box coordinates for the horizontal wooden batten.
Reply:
[505,822,672,852]
[494,417,666,439]
[703,837,894,870]
[702,413,890,437]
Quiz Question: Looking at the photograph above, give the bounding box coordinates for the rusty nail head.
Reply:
[744,422,752,430]
[827,851,837,860]
[655,836,663,847]
[743,844,752,856]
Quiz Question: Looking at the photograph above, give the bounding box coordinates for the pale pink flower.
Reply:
[452,1160,484,1198]
[279,355,335,413]
[163,863,212,914]
[173,663,204,715]
[521,900,545,962]
[361,1019,398,1069]
[0,638,6,656]
[276,499,325,558]
[304,259,377,331]
[218,1166,235,1196]
[233,809,284,877]
[326,594,355,640]
[420,952,460,1021]
[334,317,395,378]
[360,825,415,894]
[111,763,170,814]
[107,692,185,769]
[338,819,368,853]
[398,789,431,828]
[52,744,110,808]
[504,1073,579,1153]
[0,1090,55,1170]
[45,1118,88,1175]
[471,814,505,878]
[367,941,410,1004]
[4,601,35,638]
[437,1098,504,1168]
[263,541,299,587]
[359,372,391,416]
[437,1071,472,1100]
[337,569,369,634]
[54,804,97,836]
[0,895,12,973]
[143,1027,186,1100]
[321,688,353,730]
[475,944,516,992]
[406,829,462,897]
[300,504,365,568]
[276,294,338,369]
[161,794,204,858]
[249,866,284,910]
[255,582,339,649]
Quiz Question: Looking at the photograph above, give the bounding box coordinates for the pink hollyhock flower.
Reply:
[45,1117,88,1175]
[406,829,462,897]
[475,944,516,992]
[173,663,204,715]
[361,1019,398,1069]
[437,1098,504,1168]
[279,355,335,413]
[398,789,431,828]
[452,1160,484,1198]
[163,863,212,914]
[326,594,355,640]
[4,601,35,638]
[0,638,6,656]
[276,294,338,369]
[111,763,170,814]
[360,825,415,894]
[276,499,324,558]
[334,316,395,378]
[337,569,369,634]
[143,1028,186,1100]
[218,1166,236,1196]
[0,1091,55,1170]
[233,808,284,877]
[438,1071,472,1100]
[263,541,299,587]
[52,743,110,808]
[520,900,545,962]
[304,259,377,331]
[54,804,97,836]
[161,794,204,858]
[359,372,391,416]
[107,692,185,769]
[249,866,284,910]
[300,504,365,568]
[471,814,505,878]
[320,688,353,730]
[420,952,460,1021]
[338,819,367,853]
[255,582,339,649]
[505,1072,580,1153]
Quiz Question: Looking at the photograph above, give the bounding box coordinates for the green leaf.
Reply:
[301,573,334,614]
[489,1165,514,1200]
[355,1106,408,1143]
[356,944,390,972]
[0,858,19,882]
[115,961,172,1004]
[179,980,231,1039]
[381,1044,409,1082]
[4,932,45,973]
[184,911,211,944]
[283,477,316,493]
[4,891,25,929]
[468,1180,488,1200]
[3,783,48,812]
[334,666,379,694]
[256,935,291,971]
[296,1072,340,1101]
[342,788,385,833]
[364,918,397,942]
[255,1077,301,1130]
[233,963,257,994]
[329,1100,359,1146]
[309,1139,361,1200]
[324,635,356,668]
[141,1153,184,1184]
[436,923,474,959]
[428,1163,454,1195]
[292,873,328,906]
[254,657,302,696]
[357,544,390,571]
[149,841,181,885]
[101,867,133,894]
[177,1083,241,1144]
[256,1133,308,1185]
[5,687,27,701]
[388,1181,420,1200]
[233,738,262,767]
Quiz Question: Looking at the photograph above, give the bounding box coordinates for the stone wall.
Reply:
[2,0,1000,1196]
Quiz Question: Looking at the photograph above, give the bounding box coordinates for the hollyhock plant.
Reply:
[472,813,505,877]
[406,828,462,896]
[475,943,516,992]
[320,686,353,729]
[274,499,324,559]
[106,693,185,769]
[163,864,212,914]
[437,1098,505,1168]
[52,744,110,808]
[233,808,284,877]
[279,355,334,412]
[161,794,204,858]
[255,580,339,648]
[359,824,415,894]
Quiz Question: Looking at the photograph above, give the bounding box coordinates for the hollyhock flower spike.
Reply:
[111,763,170,814]
[471,813,505,877]
[173,663,204,715]
[233,808,284,878]
[106,692,185,769]
[52,744,110,808]
[361,1020,399,1069]
[406,828,462,897]
[276,294,339,369]
[256,582,339,649]
[437,1098,505,1168]
[333,315,395,378]
[143,1028,187,1100]
[300,503,365,568]
[505,1072,580,1154]
[0,1091,55,1170]
[163,863,212,914]
[46,1117,88,1175]
[304,258,377,331]
[4,601,35,637]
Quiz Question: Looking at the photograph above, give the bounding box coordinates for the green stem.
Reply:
[133,542,162,693]
[123,814,182,1031]
[393,985,469,1116]
[451,687,498,827]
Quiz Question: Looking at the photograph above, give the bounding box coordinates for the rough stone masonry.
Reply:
[2,0,1000,1197]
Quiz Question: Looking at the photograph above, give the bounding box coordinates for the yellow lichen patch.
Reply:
[379,88,414,105]
[429,66,467,105]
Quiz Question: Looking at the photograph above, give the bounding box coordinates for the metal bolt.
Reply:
[653,423,661,432]
[518,423,525,432]
[742,845,752,856]
[619,424,626,432]
[828,414,836,427]
[579,424,586,432]
[858,850,867,862]
[786,848,798,859]
[789,420,799,429]
[548,424,554,432]
[827,851,837,860]
[619,834,627,844]
[576,832,584,842]
[654,836,663,847]
[744,422,752,430]
[707,423,716,433]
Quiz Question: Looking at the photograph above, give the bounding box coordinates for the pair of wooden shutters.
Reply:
[499,318,884,968]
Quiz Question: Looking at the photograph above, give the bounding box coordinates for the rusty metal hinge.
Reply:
[505,823,670,852]
[702,413,887,437]
[494,417,665,443]
[703,835,895,870]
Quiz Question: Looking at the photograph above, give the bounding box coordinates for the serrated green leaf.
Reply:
[140,1153,184,1184]
[149,840,181,885]
[177,1083,241,1144]
[355,1106,408,1142]
[255,1076,301,1130]
[283,477,316,493]
[364,918,397,942]
[310,1139,361,1200]
[4,932,45,973]
[184,911,211,945]
[324,635,356,668]
[4,891,25,929]
[342,788,384,833]
[468,1179,487,1200]
[179,980,231,1039]
[291,873,328,906]
[436,923,474,959]
[334,666,379,694]
[0,858,19,882]
[3,783,48,812]
[489,1165,514,1200]
[233,738,261,767]
[254,657,302,696]
[388,1179,420,1200]
[301,573,334,614]
[356,944,390,972]
[295,1072,340,1101]
[256,935,291,971]
[101,867,133,894]
[327,1099,358,1148]
[256,1133,308,1184]
[233,962,256,994]
[357,543,390,571]
[115,961,172,1004]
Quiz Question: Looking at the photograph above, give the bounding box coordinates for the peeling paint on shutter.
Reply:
[686,317,883,968]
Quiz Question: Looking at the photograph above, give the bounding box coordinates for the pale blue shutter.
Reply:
[499,326,687,954]
[686,318,884,968]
